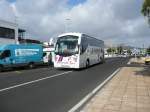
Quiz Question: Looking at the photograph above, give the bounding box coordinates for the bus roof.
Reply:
[58,32,83,38]
[58,32,104,43]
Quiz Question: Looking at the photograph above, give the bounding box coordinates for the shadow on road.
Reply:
[0,64,51,73]
[57,62,104,72]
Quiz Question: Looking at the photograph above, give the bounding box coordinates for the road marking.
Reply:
[0,71,72,93]
[68,68,121,112]
[14,71,22,74]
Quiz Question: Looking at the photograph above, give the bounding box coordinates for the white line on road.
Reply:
[68,68,121,112]
[0,71,72,93]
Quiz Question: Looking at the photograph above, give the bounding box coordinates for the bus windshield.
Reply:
[55,35,79,56]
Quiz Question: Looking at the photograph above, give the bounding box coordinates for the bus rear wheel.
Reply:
[86,60,90,68]
[101,57,105,64]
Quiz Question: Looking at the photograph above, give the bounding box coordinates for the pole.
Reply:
[135,47,137,59]
[143,44,144,55]
[65,18,70,33]
[15,15,19,44]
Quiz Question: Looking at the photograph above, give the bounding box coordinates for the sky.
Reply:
[0,0,150,47]
[68,0,86,6]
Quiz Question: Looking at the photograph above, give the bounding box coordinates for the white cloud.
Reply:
[0,0,15,22]
[0,0,149,47]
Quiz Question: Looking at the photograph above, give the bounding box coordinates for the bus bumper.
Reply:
[54,63,79,69]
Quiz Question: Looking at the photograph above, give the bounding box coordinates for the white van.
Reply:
[43,47,54,64]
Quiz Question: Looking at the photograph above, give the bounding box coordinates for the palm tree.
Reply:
[141,0,150,25]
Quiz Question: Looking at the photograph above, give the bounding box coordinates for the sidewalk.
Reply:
[81,58,150,112]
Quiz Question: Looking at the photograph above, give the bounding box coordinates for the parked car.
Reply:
[145,55,150,65]
[43,47,54,65]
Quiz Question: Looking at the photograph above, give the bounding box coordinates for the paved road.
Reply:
[0,57,129,112]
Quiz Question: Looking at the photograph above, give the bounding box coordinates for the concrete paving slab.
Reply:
[80,58,150,112]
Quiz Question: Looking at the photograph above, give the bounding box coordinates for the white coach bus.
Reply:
[54,33,104,69]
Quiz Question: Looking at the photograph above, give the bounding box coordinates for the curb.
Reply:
[68,67,121,112]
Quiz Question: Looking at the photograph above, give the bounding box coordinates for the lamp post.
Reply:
[65,18,71,33]
[15,15,19,44]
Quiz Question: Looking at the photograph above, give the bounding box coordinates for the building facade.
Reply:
[0,19,19,44]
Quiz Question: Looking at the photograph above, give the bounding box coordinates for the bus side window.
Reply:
[43,52,46,57]
[81,36,88,54]
[81,45,85,54]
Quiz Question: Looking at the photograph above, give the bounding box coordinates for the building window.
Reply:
[0,27,15,39]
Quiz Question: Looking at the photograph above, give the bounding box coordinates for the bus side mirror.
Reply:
[54,51,58,55]
[43,53,46,57]
[80,46,83,54]
[75,45,79,54]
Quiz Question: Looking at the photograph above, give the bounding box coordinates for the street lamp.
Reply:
[65,18,71,33]
[15,15,19,44]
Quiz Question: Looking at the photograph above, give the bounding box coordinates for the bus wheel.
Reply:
[101,58,105,64]
[28,62,35,69]
[86,60,90,68]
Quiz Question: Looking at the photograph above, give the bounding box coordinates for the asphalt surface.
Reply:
[0,57,129,112]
